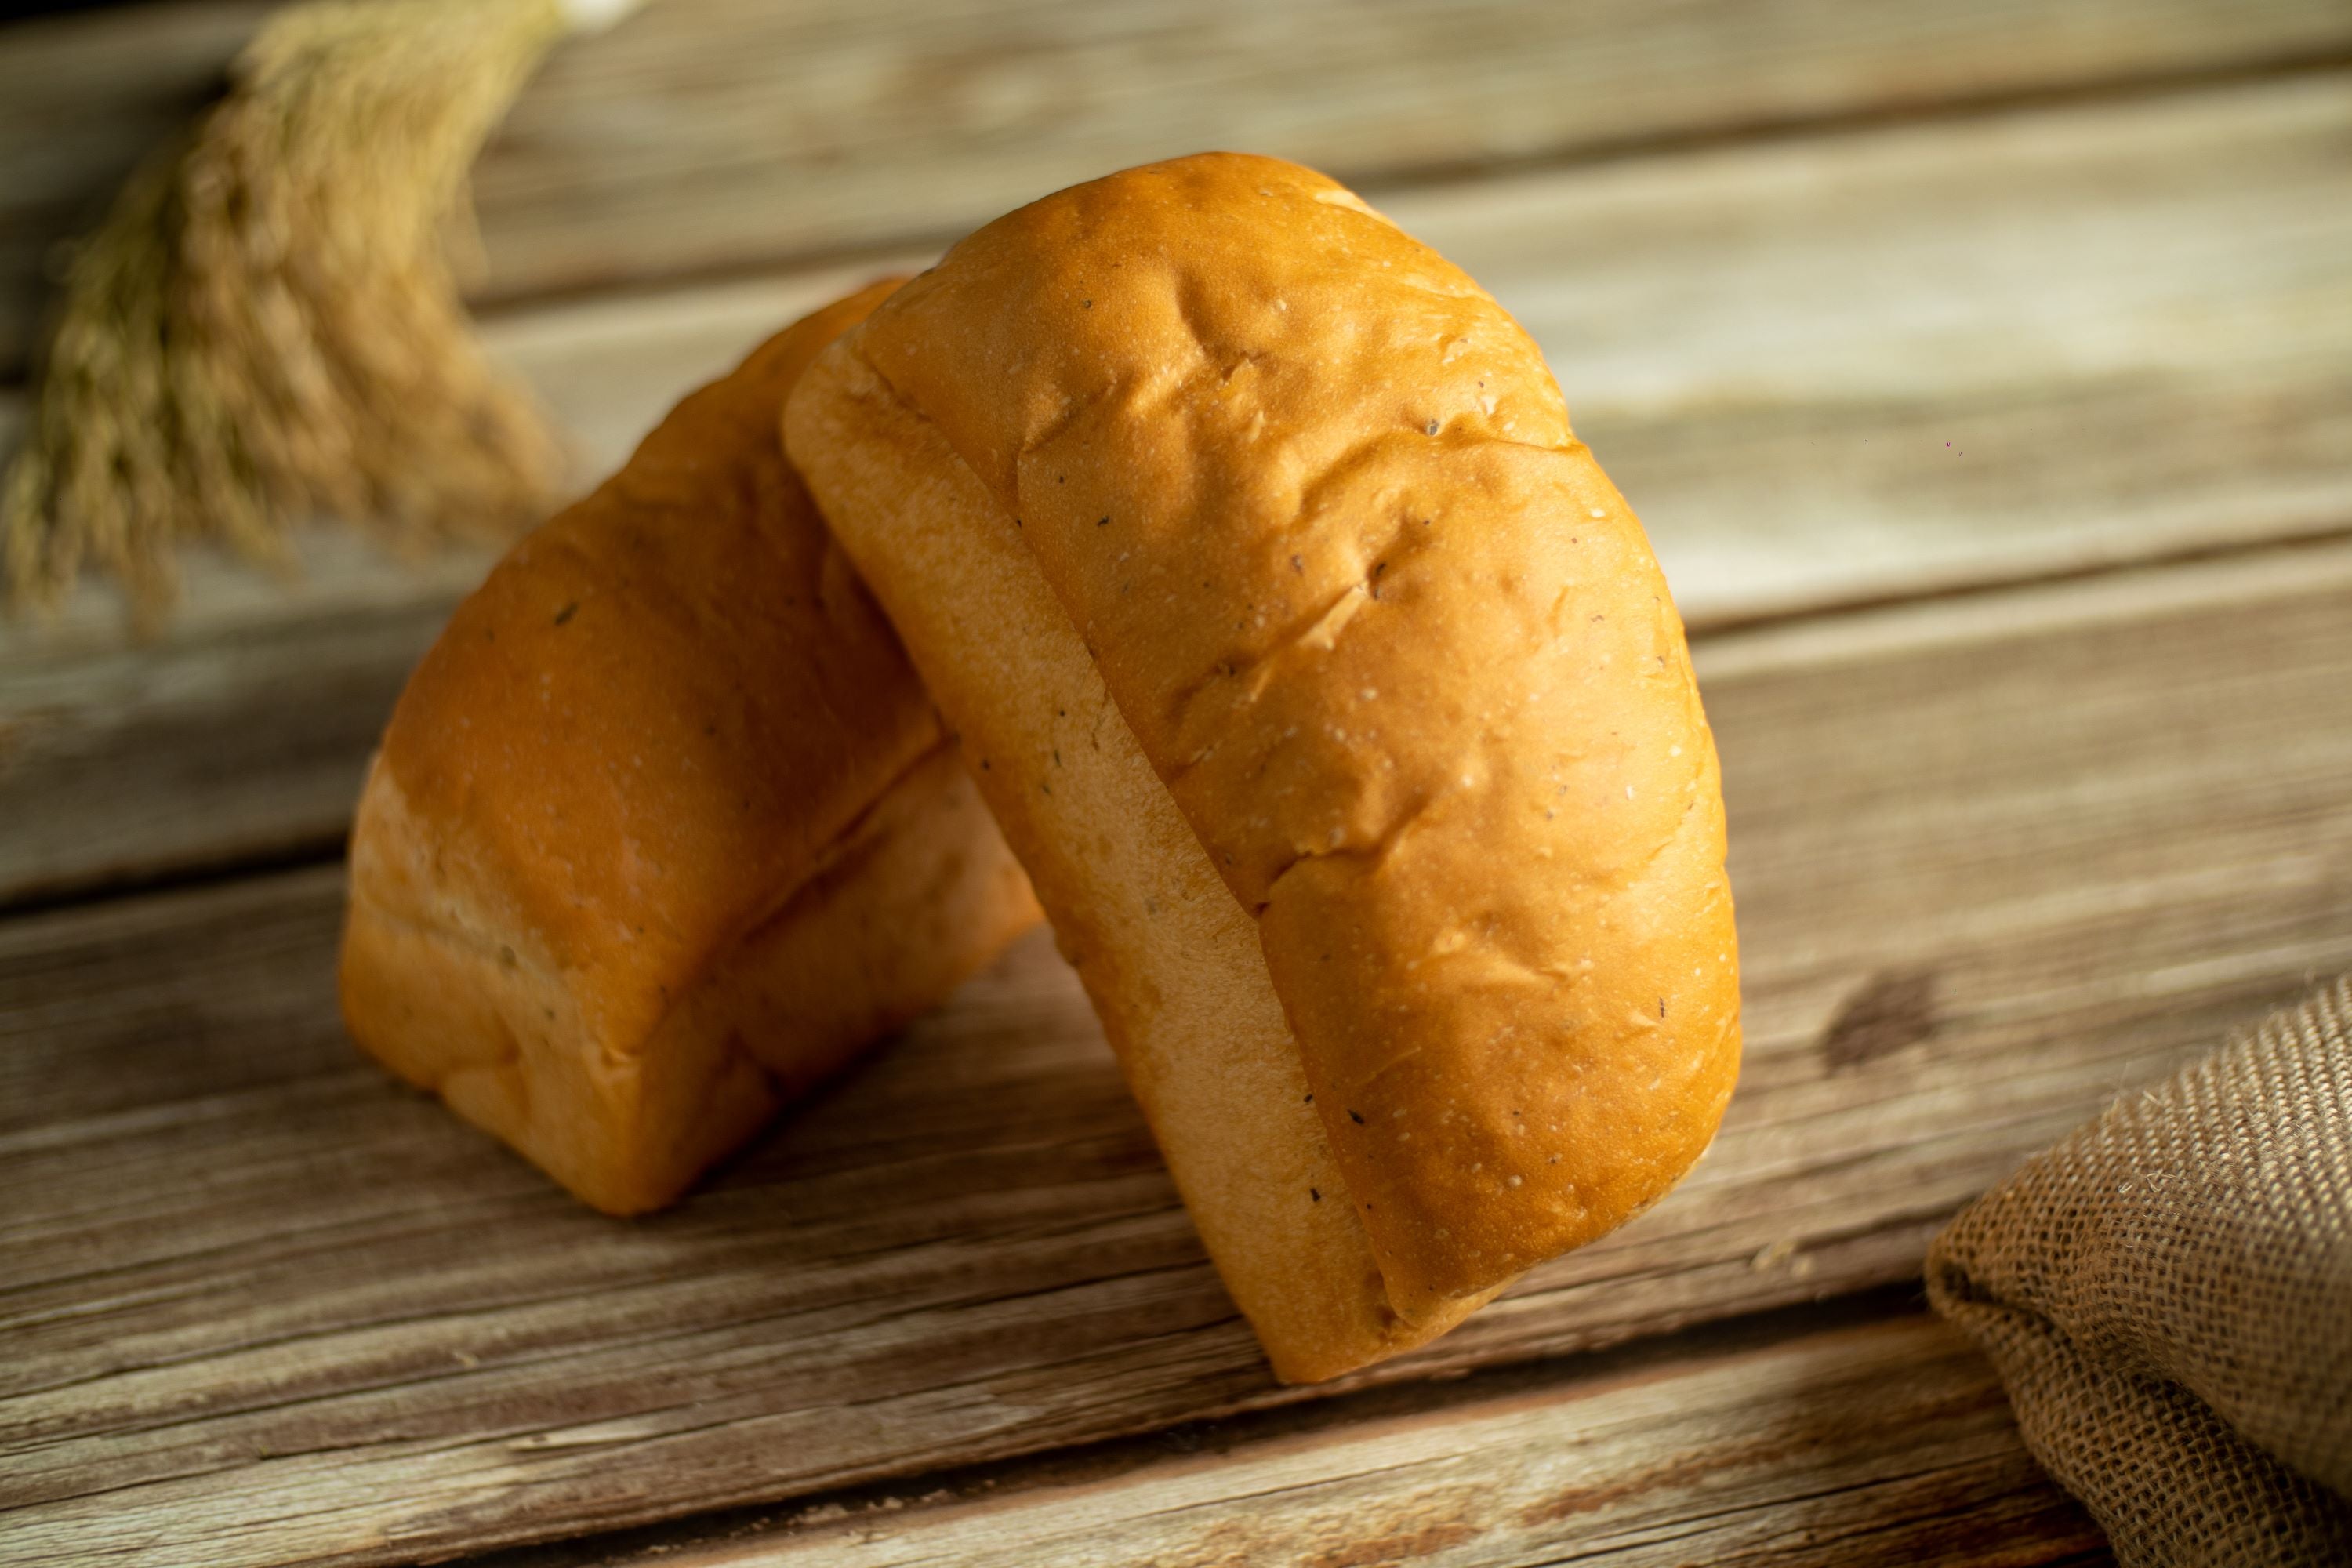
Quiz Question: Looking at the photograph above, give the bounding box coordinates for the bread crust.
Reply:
[787,347,1489,1378]
[341,282,1040,1214]
[792,155,1740,1324]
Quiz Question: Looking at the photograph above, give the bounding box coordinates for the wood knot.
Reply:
[1820,968,1938,1072]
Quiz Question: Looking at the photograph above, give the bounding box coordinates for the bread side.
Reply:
[788,347,1486,1381]
[833,154,1741,1309]
[368,283,937,1055]
[342,755,776,1214]
[341,281,1040,1214]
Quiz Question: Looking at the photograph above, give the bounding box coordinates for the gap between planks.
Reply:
[2,73,2347,908]
[0,538,2343,1566]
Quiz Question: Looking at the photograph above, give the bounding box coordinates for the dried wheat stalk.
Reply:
[2,0,605,625]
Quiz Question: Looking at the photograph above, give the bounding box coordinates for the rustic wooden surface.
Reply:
[490,1308,2110,1567]
[4,0,2347,371]
[5,75,2347,907]
[5,4,2349,1564]
[5,542,2346,1565]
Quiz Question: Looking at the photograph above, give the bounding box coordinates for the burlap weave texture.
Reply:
[1929,976,2352,1566]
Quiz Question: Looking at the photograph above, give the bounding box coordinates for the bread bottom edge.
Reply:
[339,740,1040,1216]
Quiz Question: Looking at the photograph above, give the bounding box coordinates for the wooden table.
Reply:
[4,3,2349,1563]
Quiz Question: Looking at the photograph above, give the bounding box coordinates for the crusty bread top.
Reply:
[829,155,1740,1308]
[376,280,934,1054]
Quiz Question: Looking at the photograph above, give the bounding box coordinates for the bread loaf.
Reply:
[341,282,1040,1216]
[786,156,1740,1379]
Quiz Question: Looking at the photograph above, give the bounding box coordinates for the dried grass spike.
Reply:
[1,0,627,626]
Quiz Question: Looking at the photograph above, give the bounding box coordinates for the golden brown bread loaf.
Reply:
[341,282,1040,1216]
[786,154,1740,1380]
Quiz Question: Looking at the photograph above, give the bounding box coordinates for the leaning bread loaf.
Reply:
[341,282,1040,1216]
[786,155,1740,1380]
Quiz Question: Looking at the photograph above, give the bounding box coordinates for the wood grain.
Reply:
[3,540,2345,1567]
[506,1312,2107,1567]
[5,78,2347,906]
[4,0,2347,372]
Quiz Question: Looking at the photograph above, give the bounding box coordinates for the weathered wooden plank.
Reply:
[5,0,2347,372]
[2,540,2344,1566]
[501,1310,2106,1567]
[1404,74,2352,625]
[5,78,2347,906]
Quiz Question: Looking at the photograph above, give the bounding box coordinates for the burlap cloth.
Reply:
[1928,976,2352,1565]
